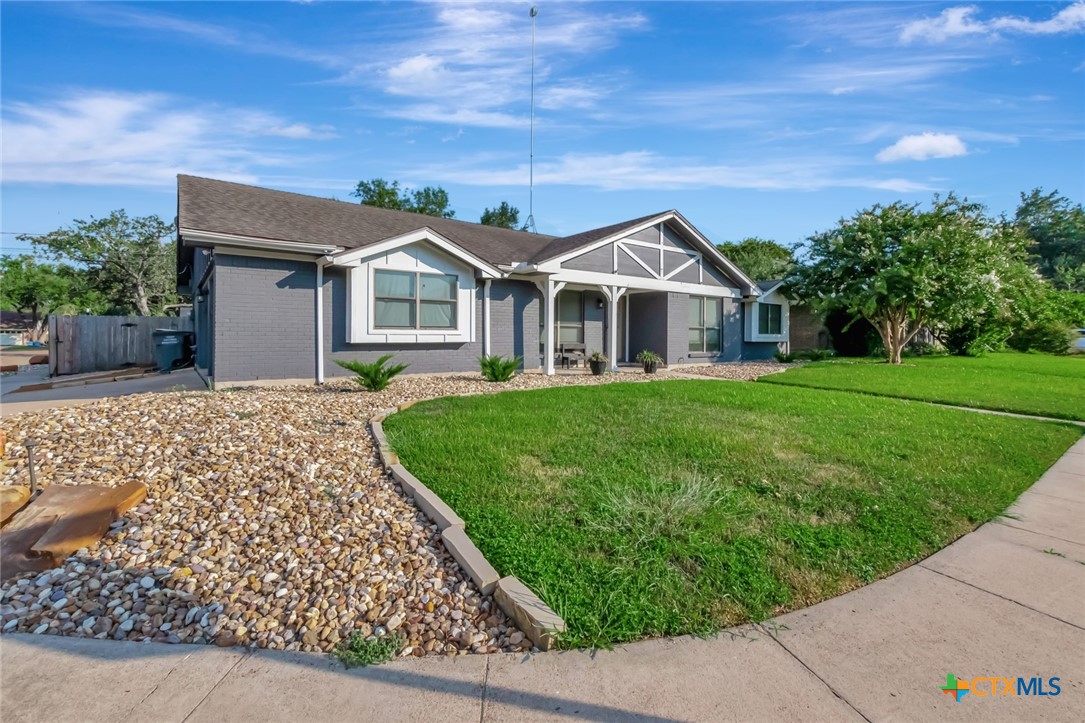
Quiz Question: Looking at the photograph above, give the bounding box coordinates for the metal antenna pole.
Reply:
[526,6,538,234]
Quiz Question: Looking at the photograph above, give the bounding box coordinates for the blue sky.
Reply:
[2,1,1083,255]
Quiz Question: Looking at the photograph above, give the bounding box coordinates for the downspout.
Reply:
[483,279,492,356]
[315,259,326,385]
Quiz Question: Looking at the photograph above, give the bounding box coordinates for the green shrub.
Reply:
[776,348,835,363]
[334,355,409,391]
[479,354,522,382]
[1008,322,1075,355]
[941,320,1009,357]
[331,632,403,668]
[903,341,940,358]
[635,349,662,364]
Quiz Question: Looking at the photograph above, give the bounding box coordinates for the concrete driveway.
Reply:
[1,368,205,417]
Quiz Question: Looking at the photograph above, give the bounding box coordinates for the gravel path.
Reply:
[0,365,779,657]
[676,360,800,380]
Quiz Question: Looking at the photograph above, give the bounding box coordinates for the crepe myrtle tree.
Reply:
[789,194,1031,364]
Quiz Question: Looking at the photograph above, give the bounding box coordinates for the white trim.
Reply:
[483,279,492,356]
[537,279,567,375]
[535,211,758,292]
[599,285,627,372]
[533,268,740,298]
[619,243,662,279]
[328,228,501,278]
[212,247,321,263]
[180,228,342,255]
[755,280,788,298]
[662,253,700,281]
[346,244,478,344]
[624,296,630,362]
[315,261,325,384]
[744,292,790,343]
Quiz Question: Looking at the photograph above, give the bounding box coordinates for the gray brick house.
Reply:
[176,175,791,386]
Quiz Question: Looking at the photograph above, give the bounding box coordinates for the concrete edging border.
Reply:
[370,403,566,651]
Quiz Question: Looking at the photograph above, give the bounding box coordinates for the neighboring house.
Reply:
[0,311,38,346]
[175,175,791,386]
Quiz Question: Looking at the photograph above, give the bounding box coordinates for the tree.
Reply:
[716,237,794,280]
[20,211,177,316]
[789,195,1032,364]
[480,201,522,230]
[351,178,455,219]
[1014,188,1085,292]
[0,256,104,341]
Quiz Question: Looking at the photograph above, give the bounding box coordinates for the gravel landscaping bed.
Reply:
[676,360,800,380]
[0,369,693,657]
[0,364,794,656]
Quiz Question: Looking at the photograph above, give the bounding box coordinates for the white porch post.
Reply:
[540,279,566,375]
[600,285,627,372]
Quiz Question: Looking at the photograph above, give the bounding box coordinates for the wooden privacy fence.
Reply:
[48,315,193,377]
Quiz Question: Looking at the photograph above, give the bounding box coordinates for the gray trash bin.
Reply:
[153,329,185,372]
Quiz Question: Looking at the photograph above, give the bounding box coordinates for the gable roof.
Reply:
[178,175,556,266]
[176,176,755,294]
[528,212,668,263]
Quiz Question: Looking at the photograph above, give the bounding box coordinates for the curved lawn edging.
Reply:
[371,403,566,651]
[380,381,1083,649]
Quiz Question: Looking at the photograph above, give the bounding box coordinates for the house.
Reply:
[175,175,792,386]
[0,311,40,347]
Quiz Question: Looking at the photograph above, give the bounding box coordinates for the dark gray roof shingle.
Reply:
[178,175,556,265]
[529,212,668,263]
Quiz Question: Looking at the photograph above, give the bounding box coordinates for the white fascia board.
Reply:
[540,211,759,293]
[540,213,671,266]
[179,228,342,255]
[528,268,740,298]
[327,228,502,278]
[756,280,788,299]
[666,212,759,292]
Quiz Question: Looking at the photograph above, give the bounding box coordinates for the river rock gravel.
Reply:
[0,366,778,656]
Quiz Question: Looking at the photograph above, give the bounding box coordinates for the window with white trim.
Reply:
[374,269,457,330]
[689,296,721,353]
[758,303,782,335]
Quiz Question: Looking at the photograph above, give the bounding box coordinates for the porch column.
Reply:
[539,279,566,375]
[600,285,627,372]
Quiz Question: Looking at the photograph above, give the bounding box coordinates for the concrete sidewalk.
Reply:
[1,440,1082,722]
[0,368,205,417]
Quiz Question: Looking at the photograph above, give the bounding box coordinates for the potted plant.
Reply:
[588,351,608,376]
[636,349,662,374]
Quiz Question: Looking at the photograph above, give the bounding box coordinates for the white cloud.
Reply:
[1,90,333,186]
[901,3,1085,44]
[875,133,968,162]
[406,151,934,193]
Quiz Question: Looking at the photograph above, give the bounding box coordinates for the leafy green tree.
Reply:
[480,202,522,230]
[716,237,794,280]
[351,178,455,219]
[0,256,106,340]
[1015,188,1085,292]
[790,195,1032,364]
[21,211,176,316]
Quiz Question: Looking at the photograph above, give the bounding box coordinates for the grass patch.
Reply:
[331,632,403,668]
[761,352,1085,421]
[384,380,1080,648]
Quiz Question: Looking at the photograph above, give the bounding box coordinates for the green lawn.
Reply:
[384,380,1080,648]
[761,352,1085,421]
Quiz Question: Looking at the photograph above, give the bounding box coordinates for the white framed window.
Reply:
[346,242,477,344]
[689,296,721,353]
[374,270,457,330]
[758,303,782,335]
